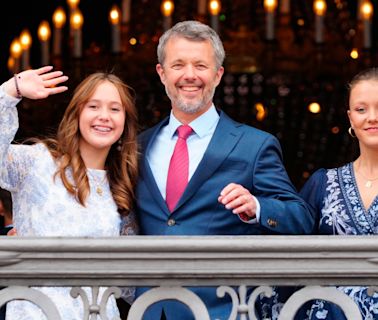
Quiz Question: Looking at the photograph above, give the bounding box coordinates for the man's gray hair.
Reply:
[157,20,225,69]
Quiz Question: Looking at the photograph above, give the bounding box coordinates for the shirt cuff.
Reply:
[238,195,260,224]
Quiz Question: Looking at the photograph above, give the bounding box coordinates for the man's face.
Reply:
[156,37,224,121]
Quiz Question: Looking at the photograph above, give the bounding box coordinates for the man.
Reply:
[134,20,314,319]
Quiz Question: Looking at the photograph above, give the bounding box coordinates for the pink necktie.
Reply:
[166,125,193,212]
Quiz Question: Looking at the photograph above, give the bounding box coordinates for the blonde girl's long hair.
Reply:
[44,73,138,216]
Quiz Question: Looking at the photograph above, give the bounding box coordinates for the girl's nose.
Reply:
[367,109,378,122]
[98,107,110,120]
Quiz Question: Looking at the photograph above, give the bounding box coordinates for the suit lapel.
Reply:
[174,112,243,211]
[140,118,171,215]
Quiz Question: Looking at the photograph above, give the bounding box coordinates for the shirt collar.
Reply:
[167,105,220,139]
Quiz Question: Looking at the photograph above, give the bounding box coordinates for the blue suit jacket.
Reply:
[135,111,314,319]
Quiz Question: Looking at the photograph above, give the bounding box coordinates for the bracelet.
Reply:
[13,74,22,99]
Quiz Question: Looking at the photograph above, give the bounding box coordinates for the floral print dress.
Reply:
[298,163,378,320]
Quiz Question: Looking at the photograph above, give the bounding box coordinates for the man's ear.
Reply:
[156,64,166,85]
[214,66,224,87]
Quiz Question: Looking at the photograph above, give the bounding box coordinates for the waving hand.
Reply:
[4,66,68,100]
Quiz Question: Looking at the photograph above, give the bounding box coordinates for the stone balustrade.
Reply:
[0,236,375,319]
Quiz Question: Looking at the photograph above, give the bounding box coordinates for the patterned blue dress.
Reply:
[298,164,378,320]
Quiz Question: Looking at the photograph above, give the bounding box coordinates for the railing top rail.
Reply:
[0,235,377,252]
[0,236,377,286]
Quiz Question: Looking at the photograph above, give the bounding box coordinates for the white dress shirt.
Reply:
[147,105,260,222]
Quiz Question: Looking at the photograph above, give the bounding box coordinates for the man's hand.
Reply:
[218,183,256,219]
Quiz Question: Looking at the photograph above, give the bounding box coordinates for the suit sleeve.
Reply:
[252,135,315,234]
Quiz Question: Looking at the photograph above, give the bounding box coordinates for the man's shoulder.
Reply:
[139,125,156,139]
[220,111,275,141]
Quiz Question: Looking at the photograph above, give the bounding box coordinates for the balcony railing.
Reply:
[0,235,376,319]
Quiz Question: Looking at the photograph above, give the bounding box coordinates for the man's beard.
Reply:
[165,85,216,114]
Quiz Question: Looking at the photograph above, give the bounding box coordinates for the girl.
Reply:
[0,66,138,319]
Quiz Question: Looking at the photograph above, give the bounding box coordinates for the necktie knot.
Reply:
[177,125,193,140]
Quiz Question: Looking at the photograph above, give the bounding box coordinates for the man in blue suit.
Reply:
[134,20,314,320]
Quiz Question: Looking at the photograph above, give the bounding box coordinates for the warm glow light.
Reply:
[350,48,359,59]
[297,18,305,26]
[313,0,327,16]
[38,21,51,41]
[7,57,15,71]
[129,38,137,45]
[209,0,221,15]
[67,0,80,9]
[255,103,267,121]
[109,5,121,24]
[20,29,32,50]
[53,7,66,28]
[308,102,321,113]
[264,0,277,12]
[161,1,174,17]
[331,126,340,134]
[71,10,84,29]
[10,38,22,58]
[361,1,373,20]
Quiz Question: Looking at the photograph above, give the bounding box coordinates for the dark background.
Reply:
[1,0,115,81]
[1,0,378,190]
[3,1,378,81]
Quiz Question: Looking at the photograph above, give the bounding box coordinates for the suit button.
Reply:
[267,218,277,228]
[167,219,176,226]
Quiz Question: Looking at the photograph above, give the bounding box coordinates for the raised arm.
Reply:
[2,66,68,100]
[0,66,68,191]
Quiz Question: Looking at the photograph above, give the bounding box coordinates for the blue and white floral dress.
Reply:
[0,84,137,319]
[298,164,378,320]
